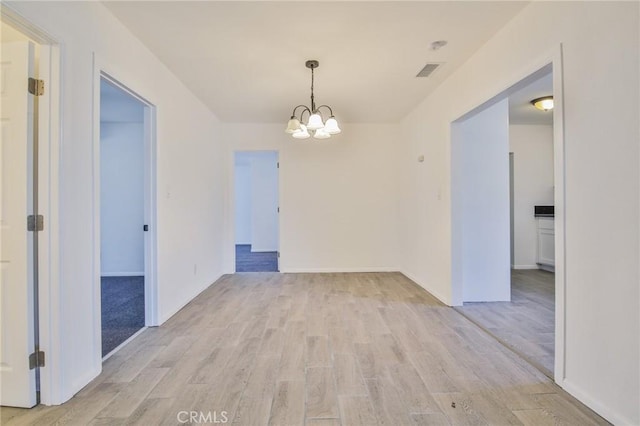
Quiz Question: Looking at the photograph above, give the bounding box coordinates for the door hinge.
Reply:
[29,350,45,369]
[277,207,280,213]
[28,78,45,96]
[277,162,279,169]
[27,215,44,231]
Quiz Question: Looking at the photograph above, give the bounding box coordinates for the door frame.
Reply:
[449,44,566,384]
[92,57,159,365]
[1,5,62,405]
[228,149,281,273]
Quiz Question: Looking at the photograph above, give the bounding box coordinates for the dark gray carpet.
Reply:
[101,276,145,357]
[236,244,279,272]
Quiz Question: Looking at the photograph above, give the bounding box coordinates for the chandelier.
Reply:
[285,60,341,139]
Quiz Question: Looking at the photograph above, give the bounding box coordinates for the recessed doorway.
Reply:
[452,64,560,379]
[98,76,155,357]
[234,151,279,272]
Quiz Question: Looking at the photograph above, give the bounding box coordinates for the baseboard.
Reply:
[559,378,633,425]
[101,271,144,277]
[280,266,399,273]
[250,248,278,253]
[399,270,451,306]
[512,265,539,270]
[537,263,555,273]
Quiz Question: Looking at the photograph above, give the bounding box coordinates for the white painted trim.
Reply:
[512,265,539,270]
[92,56,160,367]
[0,5,63,406]
[281,267,400,274]
[142,102,158,327]
[100,272,145,277]
[229,149,281,273]
[250,247,278,253]
[559,379,625,425]
[223,149,235,274]
[551,44,567,387]
[447,44,566,385]
[400,270,451,307]
[0,4,57,44]
[91,54,103,380]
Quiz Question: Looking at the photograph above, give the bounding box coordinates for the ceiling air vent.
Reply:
[416,63,442,78]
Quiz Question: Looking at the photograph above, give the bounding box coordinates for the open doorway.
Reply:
[234,151,279,272]
[99,78,149,357]
[452,64,560,379]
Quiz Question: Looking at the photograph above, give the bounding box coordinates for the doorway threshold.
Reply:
[102,326,147,362]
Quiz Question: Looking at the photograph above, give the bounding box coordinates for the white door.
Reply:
[0,40,37,408]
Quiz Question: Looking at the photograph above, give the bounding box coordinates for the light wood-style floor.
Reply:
[455,269,555,377]
[2,272,607,426]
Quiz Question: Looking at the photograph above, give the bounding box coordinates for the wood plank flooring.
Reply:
[1,272,608,425]
[455,269,555,377]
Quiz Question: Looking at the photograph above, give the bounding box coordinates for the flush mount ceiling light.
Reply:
[531,96,554,111]
[285,60,341,140]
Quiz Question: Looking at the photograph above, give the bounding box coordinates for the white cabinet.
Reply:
[537,217,555,271]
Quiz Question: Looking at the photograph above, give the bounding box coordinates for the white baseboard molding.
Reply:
[560,378,633,426]
[101,271,144,277]
[399,270,451,306]
[537,263,555,273]
[512,265,539,270]
[280,267,399,274]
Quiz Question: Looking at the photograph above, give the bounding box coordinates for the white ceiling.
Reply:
[103,1,528,124]
[509,72,553,125]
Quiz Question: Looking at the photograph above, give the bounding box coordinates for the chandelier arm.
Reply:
[291,105,311,118]
[299,107,312,123]
[315,105,334,117]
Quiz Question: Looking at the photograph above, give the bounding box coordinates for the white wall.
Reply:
[234,161,252,244]
[250,151,279,252]
[223,123,400,273]
[398,2,638,424]
[7,1,226,404]
[234,151,279,250]
[509,125,554,269]
[451,99,510,304]
[100,121,144,276]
